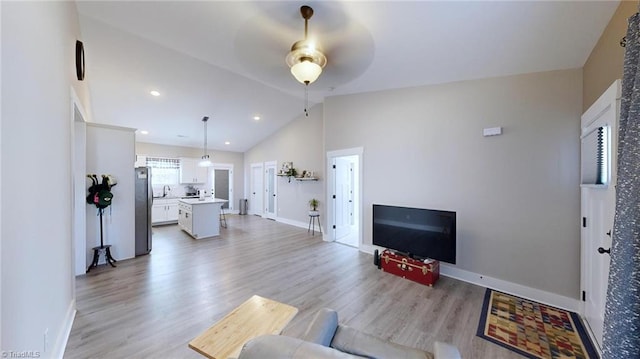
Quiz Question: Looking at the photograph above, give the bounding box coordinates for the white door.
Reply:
[250,163,264,216]
[264,161,277,220]
[334,157,352,240]
[580,80,619,352]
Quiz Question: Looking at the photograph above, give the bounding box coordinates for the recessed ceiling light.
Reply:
[150,90,160,97]
[253,116,261,121]
[139,130,149,135]
[224,141,230,145]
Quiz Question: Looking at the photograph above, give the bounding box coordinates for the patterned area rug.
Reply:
[477,289,598,359]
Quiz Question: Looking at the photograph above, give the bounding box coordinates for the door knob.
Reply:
[597,247,611,255]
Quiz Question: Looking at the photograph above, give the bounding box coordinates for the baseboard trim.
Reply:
[276,217,307,230]
[276,217,326,241]
[51,299,76,358]
[277,217,321,233]
[439,263,580,312]
[358,246,580,312]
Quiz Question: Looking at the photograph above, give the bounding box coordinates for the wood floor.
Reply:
[64,215,522,358]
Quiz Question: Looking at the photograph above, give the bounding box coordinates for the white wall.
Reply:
[73,120,87,276]
[244,107,325,228]
[135,142,245,204]
[324,69,582,298]
[1,1,92,356]
[86,124,136,264]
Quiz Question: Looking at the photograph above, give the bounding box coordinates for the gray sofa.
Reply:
[238,308,461,359]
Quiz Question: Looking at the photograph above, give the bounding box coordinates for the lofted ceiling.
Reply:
[76,1,619,152]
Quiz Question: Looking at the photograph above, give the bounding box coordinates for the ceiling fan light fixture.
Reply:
[286,5,326,86]
[290,60,323,84]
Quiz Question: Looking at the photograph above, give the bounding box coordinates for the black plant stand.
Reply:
[87,208,117,273]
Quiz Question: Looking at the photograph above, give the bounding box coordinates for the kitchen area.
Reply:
[135,153,237,256]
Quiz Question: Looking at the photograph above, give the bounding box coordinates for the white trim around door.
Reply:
[327,148,363,247]
[211,163,234,211]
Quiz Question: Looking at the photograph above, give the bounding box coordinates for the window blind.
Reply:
[145,157,180,185]
[581,126,608,185]
[145,157,180,169]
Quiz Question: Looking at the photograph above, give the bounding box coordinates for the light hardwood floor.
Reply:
[64,215,522,358]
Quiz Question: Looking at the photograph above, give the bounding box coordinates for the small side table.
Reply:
[86,245,117,273]
[308,211,322,235]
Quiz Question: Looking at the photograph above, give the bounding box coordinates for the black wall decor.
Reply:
[75,40,85,81]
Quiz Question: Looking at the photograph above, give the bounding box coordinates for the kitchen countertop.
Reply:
[179,197,229,205]
[153,195,199,200]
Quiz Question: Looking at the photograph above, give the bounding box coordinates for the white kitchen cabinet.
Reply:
[152,198,179,225]
[179,158,208,183]
[178,198,227,238]
[134,155,147,168]
[178,202,193,234]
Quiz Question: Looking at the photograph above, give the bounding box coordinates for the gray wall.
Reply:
[1,1,92,355]
[324,69,582,298]
[244,107,324,227]
[86,124,136,263]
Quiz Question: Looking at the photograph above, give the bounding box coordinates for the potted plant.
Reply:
[309,198,319,211]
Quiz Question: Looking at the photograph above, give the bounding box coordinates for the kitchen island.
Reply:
[178,198,228,239]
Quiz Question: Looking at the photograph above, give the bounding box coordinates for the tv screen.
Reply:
[373,204,456,264]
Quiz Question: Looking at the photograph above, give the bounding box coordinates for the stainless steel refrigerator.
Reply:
[135,167,152,255]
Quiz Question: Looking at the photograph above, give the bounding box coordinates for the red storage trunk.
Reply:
[379,249,440,287]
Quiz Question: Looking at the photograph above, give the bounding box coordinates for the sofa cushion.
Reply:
[433,341,461,359]
[238,335,366,359]
[330,325,433,359]
[302,308,339,346]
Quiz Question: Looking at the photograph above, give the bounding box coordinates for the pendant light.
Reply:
[198,116,212,167]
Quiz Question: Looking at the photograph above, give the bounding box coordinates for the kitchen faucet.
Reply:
[163,185,171,197]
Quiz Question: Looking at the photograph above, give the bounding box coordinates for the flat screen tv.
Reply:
[373,204,456,264]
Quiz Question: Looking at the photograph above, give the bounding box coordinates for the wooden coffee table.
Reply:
[189,295,298,359]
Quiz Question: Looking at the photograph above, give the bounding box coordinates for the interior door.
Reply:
[213,169,230,209]
[250,164,264,216]
[264,161,277,220]
[580,80,619,352]
[210,164,233,210]
[334,157,352,240]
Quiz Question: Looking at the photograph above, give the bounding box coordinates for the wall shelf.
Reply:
[295,177,318,181]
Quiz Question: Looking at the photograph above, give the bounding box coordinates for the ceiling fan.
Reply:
[285,5,327,116]
[233,3,374,104]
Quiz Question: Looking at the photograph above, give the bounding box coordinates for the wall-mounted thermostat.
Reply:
[483,127,503,137]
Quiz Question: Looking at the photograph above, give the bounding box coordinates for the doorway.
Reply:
[327,148,362,248]
[580,80,619,353]
[71,88,88,276]
[264,161,277,220]
[211,164,233,210]
[250,163,264,216]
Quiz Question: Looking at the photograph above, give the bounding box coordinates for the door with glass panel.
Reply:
[580,80,619,353]
[264,161,277,220]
